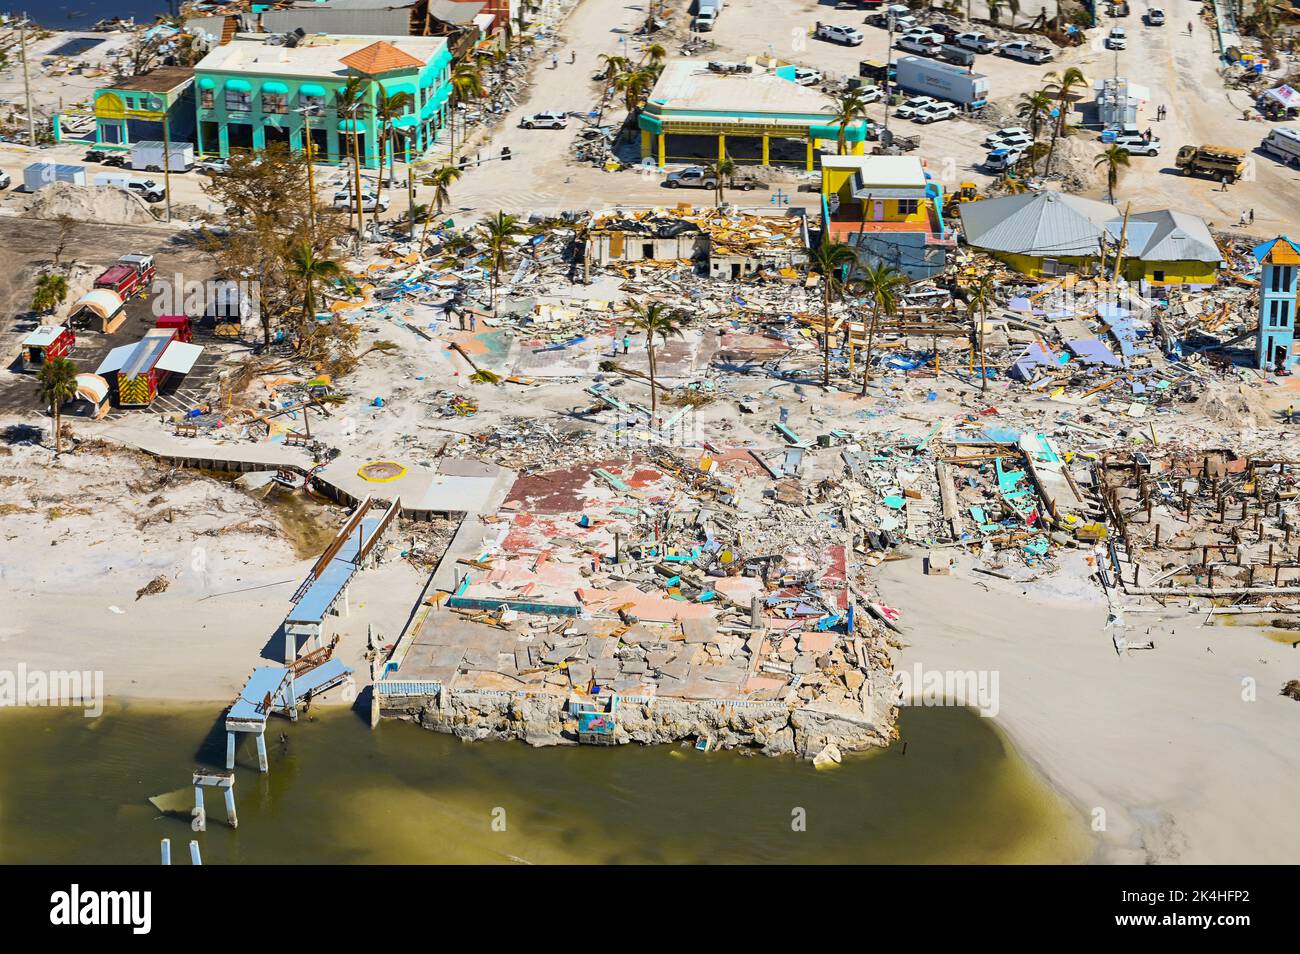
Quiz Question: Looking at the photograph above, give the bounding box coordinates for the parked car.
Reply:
[1106,27,1127,49]
[954,31,997,53]
[332,190,389,212]
[692,9,717,30]
[984,127,1033,150]
[897,35,942,56]
[85,148,127,167]
[195,158,232,175]
[902,27,946,44]
[815,23,864,45]
[925,23,959,41]
[894,95,938,119]
[1147,7,1166,25]
[664,165,719,190]
[520,111,568,129]
[913,101,958,123]
[1112,131,1161,156]
[792,66,823,86]
[856,84,885,104]
[999,40,1055,63]
[984,146,1026,172]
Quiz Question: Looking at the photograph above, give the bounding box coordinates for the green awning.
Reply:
[261,81,289,95]
[300,83,327,97]
[197,77,215,90]
[225,79,252,92]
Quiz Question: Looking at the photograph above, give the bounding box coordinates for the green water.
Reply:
[0,704,1093,864]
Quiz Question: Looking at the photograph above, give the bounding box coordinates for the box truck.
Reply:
[1261,127,1300,166]
[23,162,87,192]
[130,141,195,173]
[894,56,989,109]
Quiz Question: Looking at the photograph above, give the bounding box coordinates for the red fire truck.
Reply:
[93,253,156,299]
[155,314,193,342]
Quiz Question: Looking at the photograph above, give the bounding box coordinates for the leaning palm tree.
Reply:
[1042,66,1086,176]
[421,164,462,242]
[708,155,735,206]
[288,241,341,332]
[36,356,78,455]
[856,261,906,393]
[448,62,484,156]
[642,42,667,67]
[1017,89,1052,143]
[626,300,689,419]
[481,211,523,311]
[808,240,858,388]
[1094,144,1130,203]
[830,88,868,156]
[595,53,630,126]
[965,271,997,392]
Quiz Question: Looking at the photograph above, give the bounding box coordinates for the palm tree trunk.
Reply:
[861,305,880,395]
[822,288,832,388]
[648,341,658,418]
[979,305,988,392]
[52,402,61,455]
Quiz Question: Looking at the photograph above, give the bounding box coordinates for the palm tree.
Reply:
[595,54,629,126]
[626,300,688,418]
[988,0,1005,23]
[36,356,78,455]
[615,67,656,121]
[830,88,869,156]
[856,261,906,394]
[642,43,667,67]
[965,271,996,392]
[1017,89,1052,142]
[288,241,341,331]
[372,88,413,231]
[809,241,858,388]
[335,76,371,232]
[448,62,483,156]
[32,272,68,314]
[708,155,735,206]
[481,211,523,310]
[1094,144,1130,203]
[421,164,462,242]
[1042,67,1086,176]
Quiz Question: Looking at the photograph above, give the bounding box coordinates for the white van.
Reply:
[1262,127,1300,166]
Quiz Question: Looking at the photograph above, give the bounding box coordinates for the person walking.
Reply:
[622,334,631,355]
[1250,208,1256,224]
[1240,210,1248,226]
[1286,405,1294,425]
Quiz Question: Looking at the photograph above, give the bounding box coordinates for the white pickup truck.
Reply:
[999,41,1055,63]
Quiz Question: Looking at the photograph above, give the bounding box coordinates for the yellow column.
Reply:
[761,134,769,166]
[657,132,665,168]
[806,137,814,172]
[717,133,726,162]
[641,129,651,157]
[852,137,865,156]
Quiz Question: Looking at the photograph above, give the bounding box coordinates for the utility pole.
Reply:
[20,16,35,147]
[883,18,895,135]
[161,115,173,223]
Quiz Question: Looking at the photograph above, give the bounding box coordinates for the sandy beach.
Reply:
[878,553,1300,864]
